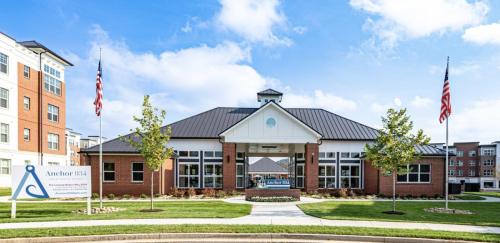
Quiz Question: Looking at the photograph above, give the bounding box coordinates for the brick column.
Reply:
[304,143,319,193]
[223,143,237,191]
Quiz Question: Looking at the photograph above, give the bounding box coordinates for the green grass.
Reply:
[0,201,251,223]
[0,187,10,197]
[299,201,500,227]
[0,224,499,242]
[455,194,486,200]
[465,191,500,198]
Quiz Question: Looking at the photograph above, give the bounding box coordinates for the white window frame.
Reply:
[0,87,8,109]
[0,159,11,175]
[0,123,9,143]
[483,169,493,176]
[397,164,431,183]
[457,169,463,176]
[23,128,30,141]
[48,104,59,122]
[318,163,336,188]
[482,148,496,156]
[23,96,30,110]
[23,65,30,79]
[483,160,494,166]
[236,163,245,188]
[131,162,144,183]
[469,150,476,157]
[103,162,115,182]
[0,52,8,74]
[469,169,475,176]
[456,151,464,157]
[178,162,200,188]
[469,160,476,166]
[48,133,59,150]
[43,65,62,96]
[340,164,361,188]
[449,160,455,166]
[457,161,463,167]
[449,169,455,176]
[204,163,222,188]
[295,163,304,189]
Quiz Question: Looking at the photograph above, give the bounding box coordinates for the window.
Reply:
[23,96,30,110]
[340,165,360,188]
[236,163,244,188]
[319,164,336,188]
[204,151,214,157]
[43,65,62,96]
[0,87,8,108]
[0,159,10,175]
[397,164,431,183]
[189,151,199,157]
[456,151,464,157]
[103,162,115,181]
[214,151,223,157]
[340,152,350,158]
[469,170,475,176]
[483,169,493,176]
[319,152,336,159]
[131,162,144,182]
[482,148,496,156]
[0,123,9,143]
[48,133,59,150]
[469,150,476,157]
[0,52,8,74]
[178,151,199,158]
[449,169,455,176]
[469,160,476,166]
[48,104,59,122]
[237,152,244,159]
[449,160,455,166]
[178,163,199,188]
[204,163,222,188]
[23,128,30,141]
[296,153,304,160]
[484,181,494,188]
[23,65,30,79]
[457,161,463,167]
[47,162,59,166]
[457,169,463,176]
[296,164,304,188]
[483,160,494,166]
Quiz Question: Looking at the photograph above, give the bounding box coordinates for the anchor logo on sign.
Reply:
[12,165,49,200]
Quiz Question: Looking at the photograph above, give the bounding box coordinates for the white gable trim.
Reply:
[219,102,322,142]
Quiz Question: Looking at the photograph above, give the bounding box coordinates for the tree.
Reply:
[122,95,174,211]
[364,108,430,213]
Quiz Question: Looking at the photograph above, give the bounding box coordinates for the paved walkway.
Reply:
[1,198,500,235]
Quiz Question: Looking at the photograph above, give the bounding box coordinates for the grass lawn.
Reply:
[455,194,486,200]
[299,201,500,227]
[465,191,500,198]
[0,224,498,242]
[0,201,251,223]
[0,187,10,197]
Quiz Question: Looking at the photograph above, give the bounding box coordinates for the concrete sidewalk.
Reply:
[1,201,500,235]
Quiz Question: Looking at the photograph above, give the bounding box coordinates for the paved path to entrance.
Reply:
[1,197,500,235]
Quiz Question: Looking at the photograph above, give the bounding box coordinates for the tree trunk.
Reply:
[150,171,154,211]
[392,170,396,212]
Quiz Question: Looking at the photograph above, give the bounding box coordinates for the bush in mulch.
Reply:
[247,196,298,202]
[73,207,124,215]
[424,207,474,215]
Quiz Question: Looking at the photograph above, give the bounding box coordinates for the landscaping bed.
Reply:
[299,201,500,227]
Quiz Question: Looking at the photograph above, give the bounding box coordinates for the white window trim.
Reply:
[397,164,431,184]
[177,162,200,188]
[295,163,304,189]
[236,163,245,188]
[340,164,361,189]
[48,104,59,122]
[0,158,11,175]
[131,162,144,183]
[0,123,9,144]
[203,163,222,188]
[23,128,30,141]
[48,133,59,150]
[0,52,8,75]
[318,163,336,189]
[0,87,8,109]
[103,162,116,182]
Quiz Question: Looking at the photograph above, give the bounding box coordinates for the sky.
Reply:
[2,0,500,144]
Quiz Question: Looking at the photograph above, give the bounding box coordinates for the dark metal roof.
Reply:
[249,157,288,173]
[18,40,73,66]
[81,106,443,156]
[257,89,282,96]
[415,144,449,156]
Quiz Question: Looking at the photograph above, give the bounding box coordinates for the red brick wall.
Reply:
[223,143,236,191]
[377,157,445,197]
[304,143,319,193]
[363,160,379,194]
[88,154,173,196]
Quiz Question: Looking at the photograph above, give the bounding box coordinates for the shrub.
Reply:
[172,188,185,198]
[420,194,428,199]
[122,194,131,199]
[247,196,298,202]
[434,194,441,199]
[216,190,226,198]
[154,193,162,198]
[202,188,216,198]
[338,188,348,198]
[106,194,115,200]
[405,194,413,199]
[91,193,99,199]
[377,193,385,198]
[140,193,148,199]
[187,188,197,198]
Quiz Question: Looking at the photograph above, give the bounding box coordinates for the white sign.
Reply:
[11,165,91,199]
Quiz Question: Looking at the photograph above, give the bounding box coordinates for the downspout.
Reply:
[38,51,47,166]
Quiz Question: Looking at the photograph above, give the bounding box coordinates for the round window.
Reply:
[266,117,276,128]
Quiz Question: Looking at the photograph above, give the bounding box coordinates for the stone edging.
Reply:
[0,233,476,243]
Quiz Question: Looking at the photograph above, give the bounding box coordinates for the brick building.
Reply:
[0,32,72,186]
[81,89,448,196]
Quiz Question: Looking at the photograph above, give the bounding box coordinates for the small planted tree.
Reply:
[364,108,430,214]
[123,95,174,211]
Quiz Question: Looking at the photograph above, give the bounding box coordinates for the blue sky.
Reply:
[2,0,500,143]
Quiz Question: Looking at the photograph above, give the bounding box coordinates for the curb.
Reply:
[0,233,479,243]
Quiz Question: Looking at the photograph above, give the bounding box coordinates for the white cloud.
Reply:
[216,0,291,45]
[292,26,307,35]
[411,96,433,108]
[393,97,402,107]
[350,0,489,47]
[282,90,357,112]
[370,97,402,113]
[181,21,192,33]
[463,22,500,45]
[67,25,270,138]
[429,62,480,76]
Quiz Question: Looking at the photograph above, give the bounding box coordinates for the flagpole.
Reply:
[99,48,103,209]
[445,117,449,210]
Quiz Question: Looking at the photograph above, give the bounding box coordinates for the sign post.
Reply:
[11,165,92,218]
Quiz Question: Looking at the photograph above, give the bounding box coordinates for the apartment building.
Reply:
[66,128,81,166]
[446,142,500,191]
[0,32,72,186]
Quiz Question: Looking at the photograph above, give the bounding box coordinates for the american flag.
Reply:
[93,60,103,116]
[439,57,451,124]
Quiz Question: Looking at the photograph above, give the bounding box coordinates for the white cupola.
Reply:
[257,89,283,106]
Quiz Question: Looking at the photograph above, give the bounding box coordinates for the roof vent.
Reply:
[257,89,283,106]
